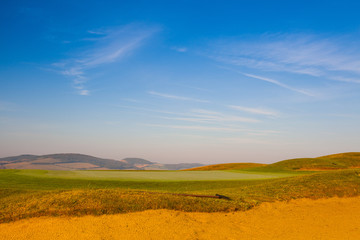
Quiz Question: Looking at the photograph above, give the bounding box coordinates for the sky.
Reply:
[1,0,360,164]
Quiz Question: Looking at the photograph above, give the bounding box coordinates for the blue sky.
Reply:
[1,0,360,163]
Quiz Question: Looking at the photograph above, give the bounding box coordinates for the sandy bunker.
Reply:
[1,196,360,240]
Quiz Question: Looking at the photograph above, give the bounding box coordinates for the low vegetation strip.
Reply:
[0,189,244,223]
[135,191,231,200]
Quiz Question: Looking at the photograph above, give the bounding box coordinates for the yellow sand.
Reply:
[1,197,360,240]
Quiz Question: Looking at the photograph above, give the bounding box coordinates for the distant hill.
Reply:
[123,158,153,165]
[184,163,266,171]
[0,154,203,170]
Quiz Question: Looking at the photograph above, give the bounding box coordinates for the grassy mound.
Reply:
[185,152,360,172]
[251,152,360,171]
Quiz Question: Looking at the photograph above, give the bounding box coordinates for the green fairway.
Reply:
[16,169,298,181]
[1,167,360,223]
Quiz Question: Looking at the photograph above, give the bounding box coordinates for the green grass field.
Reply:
[14,169,299,182]
[1,153,360,223]
[1,168,360,223]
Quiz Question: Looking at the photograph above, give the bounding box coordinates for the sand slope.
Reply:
[1,197,360,240]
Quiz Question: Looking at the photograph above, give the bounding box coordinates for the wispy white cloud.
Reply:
[148,91,209,103]
[54,24,160,95]
[242,73,315,96]
[228,105,278,117]
[115,105,186,116]
[189,109,259,123]
[114,105,280,140]
[115,105,259,123]
[168,133,276,145]
[171,46,188,52]
[171,83,211,92]
[147,124,247,132]
[87,30,106,35]
[329,76,360,84]
[191,109,220,115]
[162,115,258,123]
[78,90,90,96]
[147,123,279,135]
[210,33,360,85]
[121,98,141,103]
[160,117,213,123]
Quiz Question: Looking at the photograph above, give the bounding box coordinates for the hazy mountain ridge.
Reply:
[0,153,203,170]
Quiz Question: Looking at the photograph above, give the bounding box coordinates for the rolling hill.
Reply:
[185,163,266,171]
[0,153,203,170]
[257,152,360,171]
[184,152,360,171]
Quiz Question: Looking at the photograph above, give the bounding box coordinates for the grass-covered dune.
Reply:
[1,152,360,223]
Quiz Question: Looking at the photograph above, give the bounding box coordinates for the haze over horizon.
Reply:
[1,1,360,164]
